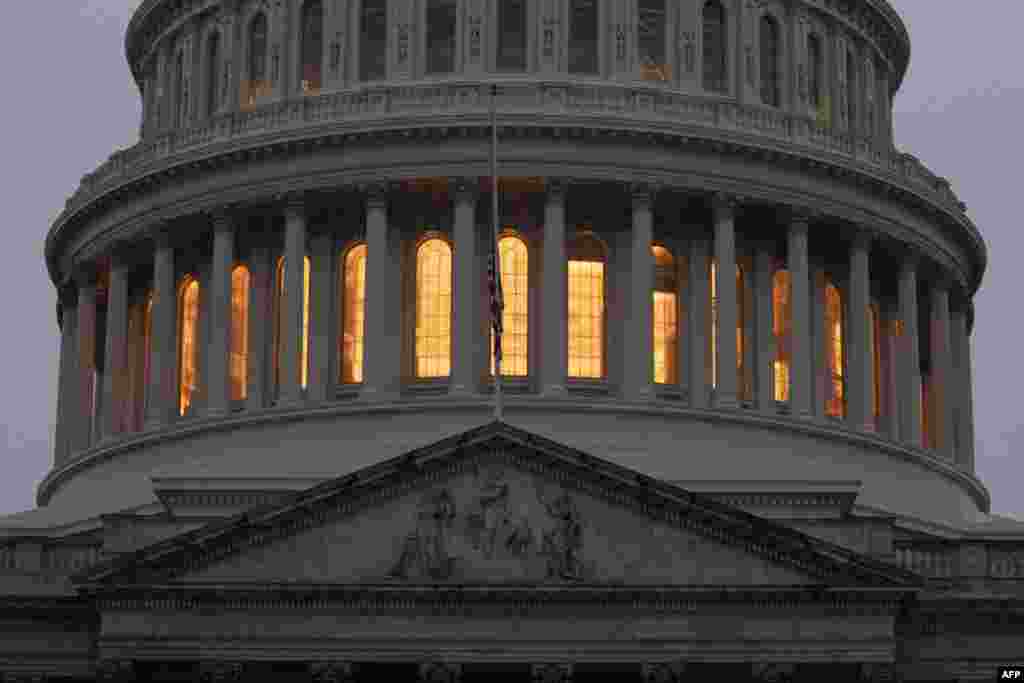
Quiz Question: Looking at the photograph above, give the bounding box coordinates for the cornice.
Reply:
[37,396,991,519]
[83,583,911,612]
[44,82,984,296]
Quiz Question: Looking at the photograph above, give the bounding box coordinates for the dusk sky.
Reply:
[0,1,1020,520]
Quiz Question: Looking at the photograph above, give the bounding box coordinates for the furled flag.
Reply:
[487,239,504,372]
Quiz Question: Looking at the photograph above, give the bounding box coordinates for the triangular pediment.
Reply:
[76,421,920,590]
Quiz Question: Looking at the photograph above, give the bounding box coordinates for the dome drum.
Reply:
[45,176,983,527]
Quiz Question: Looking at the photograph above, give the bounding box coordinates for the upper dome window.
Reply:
[568,0,599,76]
[299,0,324,94]
[426,0,457,75]
[638,0,669,81]
[760,14,782,107]
[360,0,387,82]
[496,0,527,72]
[245,12,270,107]
[702,0,728,93]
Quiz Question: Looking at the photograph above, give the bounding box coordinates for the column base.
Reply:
[540,384,568,398]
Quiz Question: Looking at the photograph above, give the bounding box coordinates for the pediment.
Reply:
[76,421,920,590]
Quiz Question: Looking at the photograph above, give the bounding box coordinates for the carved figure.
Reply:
[390,489,457,579]
[539,490,585,580]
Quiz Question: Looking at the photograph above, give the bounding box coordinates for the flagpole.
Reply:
[490,83,503,421]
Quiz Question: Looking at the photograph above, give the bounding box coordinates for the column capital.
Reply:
[710,190,744,213]
[197,661,245,683]
[545,177,568,204]
[451,177,479,204]
[641,661,687,683]
[751,663,796,682]
[309,661,355,683]
[787,206,822,226]
[71,263,100,288]
[848,226,874,251]
[95,659,136,683]
[276,190,309,215]
[418,661,462,683]
[898,247,922,274]
[204,205,239,231]
[146,219,175,248]
[630,182,658,207]
[856,662,897,682]
[531,663,573,683]
[361,182,390,210]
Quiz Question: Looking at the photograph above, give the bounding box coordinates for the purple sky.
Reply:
[1,1,1020,520]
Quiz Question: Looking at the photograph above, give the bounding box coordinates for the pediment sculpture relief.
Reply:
[389,466,591,582]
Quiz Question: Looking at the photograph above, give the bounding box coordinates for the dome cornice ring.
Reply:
[45,93,983,293]
[35,397,990,516]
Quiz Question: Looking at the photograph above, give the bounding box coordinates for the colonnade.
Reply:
[52,179,976,475]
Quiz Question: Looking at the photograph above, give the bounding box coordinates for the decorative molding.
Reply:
[96,659,135,683]
[309,662,355,683]
[641,661,687,683]
[532,663,573,683]
[47,82,981,296]
[419,661,462,683]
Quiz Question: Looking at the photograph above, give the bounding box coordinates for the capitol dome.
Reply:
[2,1,1020,680]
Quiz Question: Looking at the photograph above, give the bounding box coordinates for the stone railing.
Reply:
[894,546,957,578]
[62,80,967,227]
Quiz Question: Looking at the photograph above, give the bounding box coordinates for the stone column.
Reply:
[848,230,874,431]
[54,288,77,464]
[897,254,923,447]
[623,184,655,401]
[811,267,827,419]
[951,300,976,472]
[206,210,235,416]
[74,269,98,451]
[101,252,130,440]
[897,253,929,446]
[247,243,272,410]
[451,178,480,396]
[278,195,308,407]
[688,233,710,409]
[713,194,740,409]
[881,304,901,441]
[787,213,812,418]
[754,244,775,412]
[146,227,176,429]
[308,231,335,403]
[930,281,955,460]
[362,183,401,399]
[540,179,568,397]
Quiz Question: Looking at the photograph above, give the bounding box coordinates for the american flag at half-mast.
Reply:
[488,235,504,370]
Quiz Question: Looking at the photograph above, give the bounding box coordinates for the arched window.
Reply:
[360,0,387,82]
[496,0,527,71]
[865,57,876,136]
[415,237,453,378]
[174,49,186,127]
[230,265,250,402]
[426,0,457,75]
[206,32,220,117]
[273,255,311,391]
[772,269,791,402]
[825,281,845,418]
[702,0,728,93]
[567,232,605,379]
[846,49,857,131]
[709,259,744,390]
[568,0,599,75]
[759,14,781,107]
[638,0,669,81]
[652,244,678,385]
[491,234,529,377]
[807,33,823,110]
[246,12,269,106]
[177,276,200,416]
[870,301,881,421]
[299,0,324,94]
[341,244,367,383]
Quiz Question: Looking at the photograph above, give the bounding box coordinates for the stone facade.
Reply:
[1,1,1019,681]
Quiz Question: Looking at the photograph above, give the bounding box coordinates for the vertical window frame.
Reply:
[567,230,607,380]
[414,233,454,379]
[340,242,368,384]
[702,0,728,94]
